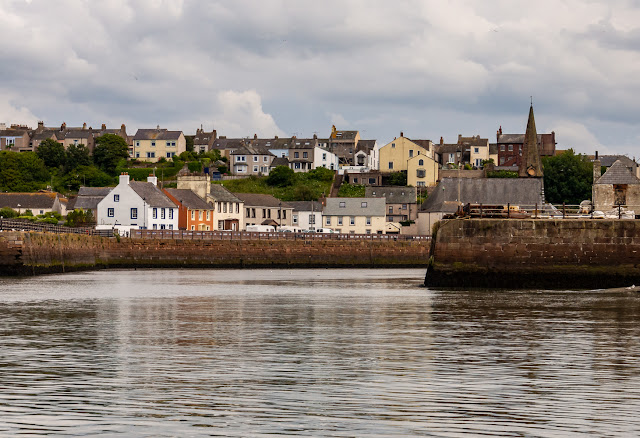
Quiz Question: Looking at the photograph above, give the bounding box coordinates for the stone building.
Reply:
[592,159,640,212]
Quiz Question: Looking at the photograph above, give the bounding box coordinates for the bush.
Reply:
[188,161,202,173]
[486,170,518,178]
[37,217,59,225]
[338,183,365,197]
[266,166,295,187]
[307,167,335,182]
[0,207,18,218]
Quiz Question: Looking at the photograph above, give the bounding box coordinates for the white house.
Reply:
[313,146,339,171]
[287,201,323,231]
[96,173,178,234]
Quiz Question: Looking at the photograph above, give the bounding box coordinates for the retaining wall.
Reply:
[426,219,640,288]
[0,232,430,276]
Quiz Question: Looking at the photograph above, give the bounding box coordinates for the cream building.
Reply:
[379,134,430,173]
[322,198,386,234]
[407,154,439,187]
[133,128,186,162]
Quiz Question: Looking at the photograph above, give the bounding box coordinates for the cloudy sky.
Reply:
[1,0,640,156]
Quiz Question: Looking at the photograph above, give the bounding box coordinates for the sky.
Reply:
[1,0,640,157]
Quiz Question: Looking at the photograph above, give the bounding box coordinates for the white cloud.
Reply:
[550,120,614,156]
[0,94,38,127]
[214,90,285,138]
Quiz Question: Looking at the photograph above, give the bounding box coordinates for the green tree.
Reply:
[0,207,19,218]
[0,151,50,191]
[93,134,129,175]
[387,171,407,186]
[307,167,335,182]
[63,165,114,191]
[542,149,593,204]
[65,143,92,171]
[36,138,66,169]
[185,135,194,152]
[266,166,295,187]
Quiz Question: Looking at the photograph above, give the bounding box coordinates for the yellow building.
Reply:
[379,134,429,173]
[407,154,439,187]
[133,128,186,162]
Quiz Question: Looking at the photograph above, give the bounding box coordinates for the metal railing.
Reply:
[131,229,431,241]
[0,219,116,237]
[463,203,638,219]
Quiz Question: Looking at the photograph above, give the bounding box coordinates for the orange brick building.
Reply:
[163,188,215,231]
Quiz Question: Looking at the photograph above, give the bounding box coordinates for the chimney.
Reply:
[313,134,317,139]
[156,125,160,129]
[400,131,403,137]
[0,123,5,130]
[147,174,158,186]
[82,122,87,130]
[593,152,601,183]
[595,151,598,160]
[101,123,106,130]
[254,133,258,139]
[119,172,130,186]
[60,122,66,131]
[440,136,443,145]
[274,135,278,139]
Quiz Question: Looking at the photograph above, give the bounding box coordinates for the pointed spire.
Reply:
[519,104,544,178]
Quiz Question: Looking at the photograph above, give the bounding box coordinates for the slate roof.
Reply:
[129,182,177,208]
[458,136,488,146]
[286,201,323,212]
[133,129,182,141]
[332,130,358,140]
[489,143,499,155]
[0,128,30,137]
[422,178,544,212]
[598,155,638,168]
[365,186,417,204]
[0,192,59,209]
[234,193,291,208]
[164,188,212,209]
[595,160,640,185]
[356,139,377,152]
[74,187,113,210]
[324,197,385,216]
[194,131,215,145]
[408,139,431,151]
[209,184,242,203]
[270,157,289,167]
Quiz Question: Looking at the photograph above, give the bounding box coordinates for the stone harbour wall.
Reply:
[0,232,430,276]
[426,218,640,288]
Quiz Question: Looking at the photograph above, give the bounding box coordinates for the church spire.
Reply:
[519,104,544,178]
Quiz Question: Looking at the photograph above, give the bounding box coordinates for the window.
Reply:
[254,156,258,162]
[136,152,140,158]
[294,163,300,169]
[500,145,505,151]
[254,165,259,172]
[303,152,308,158]
[392,143,395,148]
[107,208,114,217]
[206,211,210,220]
[218,220,224,230]
[169,225,173,230]
[409,150,414,158]
[361,202,367,208]
[153,224,158,230]
[153,208,158,219]
[283,210,286,219]
[293,214,298,224]
[366,217,371,225]
[353,178,358,183]
[500,156,505,165]
[474,147,479,153]
[151,141,156,147]
[130,208,137,219]
[508,144,513,151]
[191,225,195,230]
[417,169,426,178]
[417,181,425,187]
[325,217,331,226]
[223,203,227,213]
[135,141,140,147]
[389,206,393,214]
[350,217,355,226]
[198,211,203,220]
[146,152,155,158]
[388,162,394,170]
[339,201,346,208]
[191,210,195,220]
[338,217,343,225]
[277,210,281,219]
[166,152,174,158]
[369,178,376,184]
[264,156,268,162]
[251,208,255,218]
[114,194,119,202]
[246,208,251,218]
[161,208,165,219]
[309,215,315,225]
[366,229,371,234]
[419,159,424,166]
[262,209,266,218]
[169,209,173,219]
[166,141,171,147]
[294,152,299,158]
[160,224,165,230]
[402,204,407,210]
[171,142,176,147]
[323,153,327,160]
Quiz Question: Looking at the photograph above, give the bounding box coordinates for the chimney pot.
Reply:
[400,131,403,137]
[102,124,106,130]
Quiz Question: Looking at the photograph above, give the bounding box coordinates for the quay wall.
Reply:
[0,232,430,276]
[426,219,640,288]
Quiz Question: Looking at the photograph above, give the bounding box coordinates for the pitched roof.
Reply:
[408,139,431,151]
[129,181,177,207]
[595,160,640,185]
[286,201,324,212]
[356,139,377,152]
[270,157,289,167]
[599,155,638,168]
[74,187,113,210]
[208,184,242,203]
[324,197,386,216]
[164,188,212,209]
[234,193,290,208]
[422,178,544,212]
[0,192,59,209]
[332,130,358,140]
[519,105,543,178]
[365,186,417,203]
[133,129,182,141]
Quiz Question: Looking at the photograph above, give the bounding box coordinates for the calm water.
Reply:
[1,269,639,437]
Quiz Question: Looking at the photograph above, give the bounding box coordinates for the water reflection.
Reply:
[0,270,639,436]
